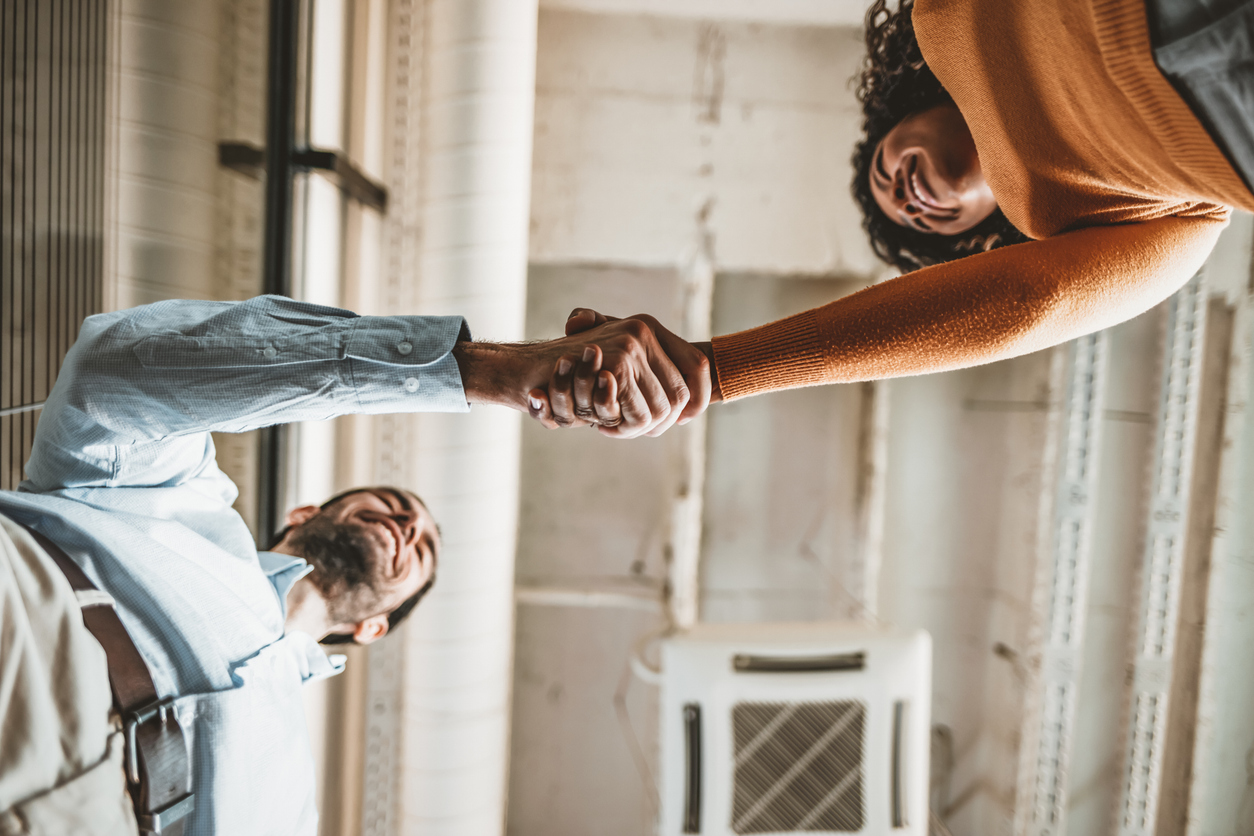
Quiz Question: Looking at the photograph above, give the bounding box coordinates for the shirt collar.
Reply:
[255,551,346,682]
[257,551,312,621]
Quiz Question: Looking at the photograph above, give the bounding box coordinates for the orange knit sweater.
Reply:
[710,0,1254,400]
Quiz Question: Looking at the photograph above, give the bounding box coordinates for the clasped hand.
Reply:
[527,309,718,438]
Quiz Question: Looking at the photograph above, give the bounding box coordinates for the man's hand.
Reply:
[452,318,693,439]
[535,309,719,436]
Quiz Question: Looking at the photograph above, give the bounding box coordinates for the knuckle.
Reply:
[621,318,648,339]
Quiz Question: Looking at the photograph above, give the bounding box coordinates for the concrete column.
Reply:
[394,1,539,834]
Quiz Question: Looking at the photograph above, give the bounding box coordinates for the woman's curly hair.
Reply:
[851,0,1028,273]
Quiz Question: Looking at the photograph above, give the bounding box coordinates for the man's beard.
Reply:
[288,514,387,624]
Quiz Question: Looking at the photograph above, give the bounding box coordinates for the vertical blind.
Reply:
[1,0,107,490]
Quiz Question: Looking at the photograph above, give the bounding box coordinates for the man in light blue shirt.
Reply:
[0,295,696,835]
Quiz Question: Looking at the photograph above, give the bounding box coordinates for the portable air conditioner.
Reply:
[659,622,932,836]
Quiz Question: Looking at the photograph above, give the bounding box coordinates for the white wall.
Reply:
[1185,215,1254,836]
[877,348,1055,834]
[508,264,678,835]
[540,0,874,28]
[512,11,884,830]
[529,9,878,277]
[701,274,871,624]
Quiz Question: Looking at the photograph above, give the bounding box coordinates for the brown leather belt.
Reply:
[23,526,195,836]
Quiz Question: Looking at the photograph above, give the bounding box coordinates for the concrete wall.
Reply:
[1182,215,1254,836]
[509,263,678,836]
[701,274,871,624]
[528,9,878,277]
[510,11,882,831]
[872,340,1068,833]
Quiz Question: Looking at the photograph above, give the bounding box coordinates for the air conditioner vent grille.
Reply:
[731,700,867,833]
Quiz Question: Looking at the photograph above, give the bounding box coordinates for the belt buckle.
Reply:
[124,696,195,833]
[136,793,196,834]
[123,696,178,786]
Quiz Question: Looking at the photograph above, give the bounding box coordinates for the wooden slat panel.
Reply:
[0,0,107,491]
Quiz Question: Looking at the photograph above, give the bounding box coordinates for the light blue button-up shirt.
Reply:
[0,296,470,835]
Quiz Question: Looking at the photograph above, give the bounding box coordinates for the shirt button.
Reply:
[263,346,278,359]
[397,341,413,356]
[404,377,420,393]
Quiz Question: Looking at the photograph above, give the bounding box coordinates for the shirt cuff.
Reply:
[345,315,472,413]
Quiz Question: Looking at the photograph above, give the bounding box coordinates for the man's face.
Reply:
[293,487,439,625]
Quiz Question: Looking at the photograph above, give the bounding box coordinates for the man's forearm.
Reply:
[453,341,546,411]
[26,298,471,492]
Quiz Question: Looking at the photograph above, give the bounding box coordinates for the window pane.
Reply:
[308,0,348,151]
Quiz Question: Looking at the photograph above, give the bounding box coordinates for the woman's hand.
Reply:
[527,309,719,438]
[526,343,623,432]
[455,317,690,439]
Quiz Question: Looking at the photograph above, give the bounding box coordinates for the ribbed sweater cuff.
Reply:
[711,310,827,401]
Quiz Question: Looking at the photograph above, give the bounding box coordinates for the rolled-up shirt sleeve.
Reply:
[24,296,471,491]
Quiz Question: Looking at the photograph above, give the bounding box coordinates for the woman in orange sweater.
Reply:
[530,0,1254,437]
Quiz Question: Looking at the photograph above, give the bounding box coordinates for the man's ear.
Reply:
[285,505,320,528]
[351,614,389,645]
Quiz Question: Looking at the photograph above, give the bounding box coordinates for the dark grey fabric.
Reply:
[1145,0,1254,192]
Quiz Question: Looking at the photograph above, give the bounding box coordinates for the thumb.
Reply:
[565,308,613,335]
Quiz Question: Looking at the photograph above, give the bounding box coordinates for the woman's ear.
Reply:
[351,614,390,645]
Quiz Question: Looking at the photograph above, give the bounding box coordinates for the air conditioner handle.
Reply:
[731,651,866,673]
[892,700,909,828]
[683,703,702,833]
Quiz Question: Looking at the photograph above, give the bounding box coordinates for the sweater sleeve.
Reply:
[710,214,1227,400]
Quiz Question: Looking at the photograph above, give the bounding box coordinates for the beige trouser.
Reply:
[0,513,137,836]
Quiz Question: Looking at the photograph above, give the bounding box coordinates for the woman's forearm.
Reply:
[710,216,1223,400]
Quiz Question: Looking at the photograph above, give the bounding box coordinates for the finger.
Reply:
[630,364,673,437]
[527,389,561,430]
[606,372,654,438]
[647,359,690,437]
[634,340,688,437]
[648,384,690,436]
[572,345,602,421]
[564,308,614,336]
[631,314,708,425]
[548,354,581,427]
[676,349,711,424]
[592,369,621,429]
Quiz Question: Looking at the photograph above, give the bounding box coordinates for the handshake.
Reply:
[454,308,721,439]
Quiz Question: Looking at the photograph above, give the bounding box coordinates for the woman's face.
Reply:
[869,104,997,236]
